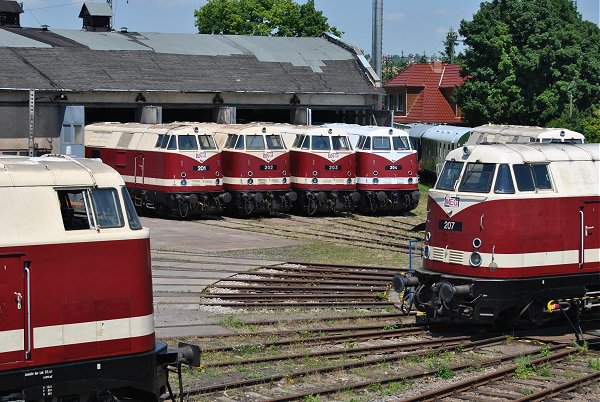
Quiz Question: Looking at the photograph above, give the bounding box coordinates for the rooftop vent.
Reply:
[79,2,112,32]
[0,1,23,27]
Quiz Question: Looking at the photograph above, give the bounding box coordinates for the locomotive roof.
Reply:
[0,155,124,187]
[447,143,599,164]
[468,124,584,144]
[324,123,410,137]
[421,125,471,143]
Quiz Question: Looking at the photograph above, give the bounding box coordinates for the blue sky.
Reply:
[20,0,600,56]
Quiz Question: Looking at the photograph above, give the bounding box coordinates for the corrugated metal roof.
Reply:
[0,28,50,48]
[52,29,150,51]
[79,2,112,17]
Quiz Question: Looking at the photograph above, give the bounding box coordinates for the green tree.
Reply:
[455,0,600,127]
[194,0,341,37]
[443,27,459,64]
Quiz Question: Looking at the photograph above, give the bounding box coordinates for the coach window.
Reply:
[494,164,515,194]
[513,164,536,191]
[436,161,463,191]
[92,188,124,228]
[198,135,217,150]
[332,136,350,151]
[266,135,284,149]
[312,135,330,151]
[178,135,198,151]
[58,189,94,231]
[458,163,496,193]
[372,136,391,151]
[246,135,265,150]
[121,187,142,230]
[393,136,410,150]
[155,134,164,148]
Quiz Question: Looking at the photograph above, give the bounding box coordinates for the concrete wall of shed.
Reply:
[0,104,59,153]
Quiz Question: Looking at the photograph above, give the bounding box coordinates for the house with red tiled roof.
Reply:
[384,61,464,124]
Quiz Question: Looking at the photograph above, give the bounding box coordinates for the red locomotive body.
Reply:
[281,126,360,215]
[85,123,230,218]
[0,155,176,401]
[393,143,600,325]
[210,123,296,215]
[326,124,420,213]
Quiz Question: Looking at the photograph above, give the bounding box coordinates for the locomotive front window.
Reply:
[458,163,496,193]
[312,135,330,151]
[160,135,170,149]
[494,164,515,194]
[155,134,164,148]
[246,135,265,150]
[393,136,410,150]
[235,135,245,150]
[300,135,310,150]
[435,161,463,191]
[357,136,366,149]
[91,188,125,229]
[121,187,142,230]
[178,135,198,151]
[513,164,536,191]
[532,164,553,190]
[363,137,371,150]
[293,134,304,148]
[266,135,284,149]
[58,189,94,231]
[198,135,217,150]
[224,134,238,148]
[167,135,177,150]
[332,136,350,150]
[372,136,391,151]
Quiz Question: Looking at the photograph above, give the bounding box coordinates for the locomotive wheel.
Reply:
[306,197,318,215]
[178,200,189,218]
[243,199,255,216]
[369,197,378,213]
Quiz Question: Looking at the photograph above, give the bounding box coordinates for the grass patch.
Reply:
[514,355,534,379]
[218,314,247,329]
[589,357,600,371]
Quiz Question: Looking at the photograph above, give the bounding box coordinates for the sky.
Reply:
[20,0,600,57]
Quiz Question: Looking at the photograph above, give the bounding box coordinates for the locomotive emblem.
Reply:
[444,195,460,207]
[328,151,339,160]
[195,151,206,162]
[263,151,274,161]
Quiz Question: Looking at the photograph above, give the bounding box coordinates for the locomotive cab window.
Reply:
[363,137,371,150]
[494,163,515,194]
[357,136,366,149]
[393,136,410,150]
[167,135,177,150]
[266,135,284,149]
[332,136,350,151]
[58,189,94,231]
[312,135,330,151]
[155,134,164,148]
[246,135,265,150]
[292,134,304,148]
[436,161,463,191]
[160,135,170,149]
[300,135,310,150]
[91,188,125,228]
[224,134,237,148]
[372,136,391,151]
[458,163,496,193]
[122,187,142,230]
[514,164,553,191]
[234,135,245,150]
[178,135,198,151]
[198,135,216,150]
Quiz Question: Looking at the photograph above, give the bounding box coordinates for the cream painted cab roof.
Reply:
[447,143,599,164]
[0,155,124,188]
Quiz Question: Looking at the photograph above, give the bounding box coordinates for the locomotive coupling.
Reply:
[439,282,472,303]
[174,342,202,367]
[392,273,419,293]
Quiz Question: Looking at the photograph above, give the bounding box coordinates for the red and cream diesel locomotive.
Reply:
[0,155,197,401]
[209,123,297,215]
[325,123,420,213]
[280,125,360,215]
[392,142,600,325]
[85,122,231,218]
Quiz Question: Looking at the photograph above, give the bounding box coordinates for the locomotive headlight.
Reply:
[469,252,482,267]
[282,177,287,184]
[248,178,254,185]
[181,172,187,178]
[312,177,318,184]
[282,170,287,176]
[347,171,352,177]
[372,178,379,184]
[347,178,352,185]
[312,171,318,177]
[216,178,220,185]
[408,170,413,176]
[408,178,413,184]
[423,245,431,259]
[215,171,220,177]
[472,238,482,249]
[424,231,431,242]
[373,171,378,177]
[248,171,253,177]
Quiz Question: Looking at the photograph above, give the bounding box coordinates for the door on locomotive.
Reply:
[0,256,26,365]
[580,202,599,271]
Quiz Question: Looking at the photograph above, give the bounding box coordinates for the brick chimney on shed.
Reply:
[0,0,23,27]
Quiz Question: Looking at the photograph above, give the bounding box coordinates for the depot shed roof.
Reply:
[0,27,381,96]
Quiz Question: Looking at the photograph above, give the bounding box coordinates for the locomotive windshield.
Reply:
[332,136,350,151]
[178,135,198,151]
[266,135,284,149]
[198,135,216,150]
[513,164,553,191]
[392,136,410,150]
[121,187,142,230]
[458,162,496,193]
[312,135,330,151]
[92,188,125,228]
[436,161,463,191]
[372,136,390,151]
[224,134,238,148]
[246,135,265,150]
[494,164,515,194]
